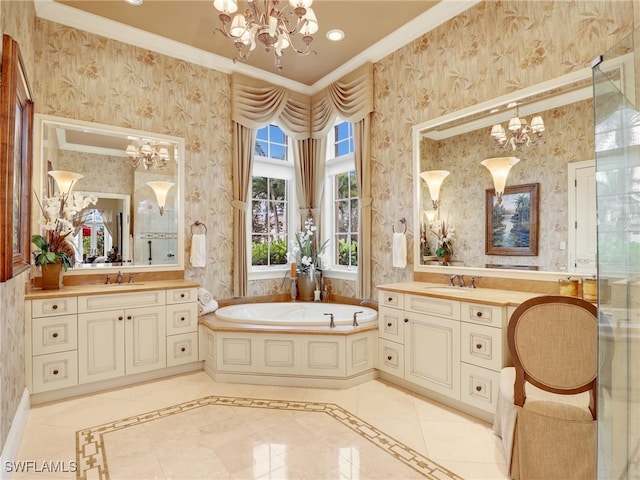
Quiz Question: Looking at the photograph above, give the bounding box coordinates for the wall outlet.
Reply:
[560,241,567,250]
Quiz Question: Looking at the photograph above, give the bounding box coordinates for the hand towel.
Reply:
[198,287,213,306]
[190,233,207,268]
[392,232,407,268]
[198,299,219,316]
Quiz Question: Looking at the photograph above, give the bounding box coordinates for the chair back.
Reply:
[508,295,597,418]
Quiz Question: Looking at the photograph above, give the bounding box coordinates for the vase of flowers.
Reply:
[32,185,96,289]
[291,217,329,302]
[430,217,454,265]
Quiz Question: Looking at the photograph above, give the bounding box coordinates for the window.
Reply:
[75,209,112,262]
[250,124,295,274]
[325,120,358,272]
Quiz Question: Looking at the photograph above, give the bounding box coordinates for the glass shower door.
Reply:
[592,29,640,479]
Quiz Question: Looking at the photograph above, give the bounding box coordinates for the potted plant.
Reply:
[430,217,454,264]
[291,217,329,301]
[33,186,96,289]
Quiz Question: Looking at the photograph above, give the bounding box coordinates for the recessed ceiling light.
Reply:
[124,0,143,5]
[326,29,345,42]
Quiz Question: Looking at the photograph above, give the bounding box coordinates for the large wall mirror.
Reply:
[413,57,631,281]
[33,114,185,273]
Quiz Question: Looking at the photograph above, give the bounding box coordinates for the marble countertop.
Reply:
[376,282,544,307]
[25,279,200,300]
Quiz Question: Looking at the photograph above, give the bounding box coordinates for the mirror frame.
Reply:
[412,65,595,282]
[32,114,186,274]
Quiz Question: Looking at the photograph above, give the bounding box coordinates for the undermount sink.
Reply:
[425,287,474,294]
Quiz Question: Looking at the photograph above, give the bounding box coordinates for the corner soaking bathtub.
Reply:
[213,302,378,327]
[200,301,379,389]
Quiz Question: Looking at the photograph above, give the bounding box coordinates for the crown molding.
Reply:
[35,0,480,96]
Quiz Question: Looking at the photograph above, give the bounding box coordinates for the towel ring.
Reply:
[392,218,407,233]
[191,221,207,234]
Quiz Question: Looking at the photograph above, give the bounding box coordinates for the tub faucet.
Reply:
[324,313,335,328]
[352,311,364,327]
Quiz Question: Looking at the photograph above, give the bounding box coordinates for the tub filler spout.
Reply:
[324,313,336,328]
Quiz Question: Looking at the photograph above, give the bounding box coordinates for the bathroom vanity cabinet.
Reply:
[377,283,536,421]
[25,280,200,404]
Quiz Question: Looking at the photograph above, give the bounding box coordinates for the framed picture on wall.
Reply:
[0,34,34,282]
[485,183,539,256]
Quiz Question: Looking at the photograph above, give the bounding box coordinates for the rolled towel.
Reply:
[190,233,207,268]
[198,287,213,306]
[198,299,219,316]
[392,232,407,268]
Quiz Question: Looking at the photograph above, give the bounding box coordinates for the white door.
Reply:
[568,160,597,274]
[125,306,166,375]
[78,311,125,383]
[404,312,460,400]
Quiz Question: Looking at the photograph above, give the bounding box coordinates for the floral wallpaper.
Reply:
[370,0,635,288]
[0,0,35,452]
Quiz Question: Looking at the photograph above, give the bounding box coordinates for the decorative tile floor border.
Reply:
[76,395,464,480]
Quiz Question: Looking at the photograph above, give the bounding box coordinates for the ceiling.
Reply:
[38,0,479,93]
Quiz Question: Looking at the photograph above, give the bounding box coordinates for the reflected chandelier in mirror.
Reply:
[32,114,185,273]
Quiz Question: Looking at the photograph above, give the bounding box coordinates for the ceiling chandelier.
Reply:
[213,0,318,70]
[490,102,545,152]
[125,139,171,170]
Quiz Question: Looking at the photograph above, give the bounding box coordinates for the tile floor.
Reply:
[13,372,509,480]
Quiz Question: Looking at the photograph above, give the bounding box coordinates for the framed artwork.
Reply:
[485,183,539,256]
[0,34,34,282]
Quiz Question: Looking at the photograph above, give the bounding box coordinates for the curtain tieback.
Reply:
[231,200,249,211]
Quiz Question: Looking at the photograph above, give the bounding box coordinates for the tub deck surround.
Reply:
[377,281,542,306]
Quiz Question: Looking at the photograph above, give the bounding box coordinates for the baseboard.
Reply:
[0,388,30,480]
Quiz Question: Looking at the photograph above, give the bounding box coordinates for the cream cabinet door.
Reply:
[78,310,125,383]
[404,312,460,400]
[125,306,166,375]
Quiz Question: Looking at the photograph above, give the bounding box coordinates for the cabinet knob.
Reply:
[52,304,58,310]
[53,369,59,375]
[387,297,393,302]
[127,315,132,320]
[180,317,186,322]
[180,293,185,298]
[118,316,123,321]
[52,332,59,338]
[181,347,186,352]
[387,322,392,327]
[387,355,393,361]
[476,311,483,317]
[476,343,482,349]
[404,318,409,323]
[475,385,482,392]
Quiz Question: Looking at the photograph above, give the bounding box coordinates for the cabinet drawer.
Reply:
[166,303,198,335]
[378,290,404,310]
[32,314,77,356]
[78,290,166,313]
[167,288,198,305]
[167,332,199,367]
[32,351,78,393]
[31,297,77,318]
[377,338,404,377]
[461,302,505,328]
[460,322,503,371]
[406,294,460,320]
[460,362,500,413]
[378,307,405,343]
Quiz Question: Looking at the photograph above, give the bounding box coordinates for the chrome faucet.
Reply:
[458,275,466,288]
[324,313,336,328]
[117,271,124,284]
[449,274,458,287]
[128,273,135,283]
[352,311,364,327]
[105,274,111,285]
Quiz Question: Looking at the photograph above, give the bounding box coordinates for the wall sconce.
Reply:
[419,170,450,210]
[146,181,175,215]
[423,210,437,224]
[48,170,83,194]
[481,157,520,204]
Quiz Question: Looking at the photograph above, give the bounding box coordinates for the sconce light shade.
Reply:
[48,170,83,194]
[423,210,437,223]
[146,181,175,216]
[419,170,450,210]
[481,157,520,204]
